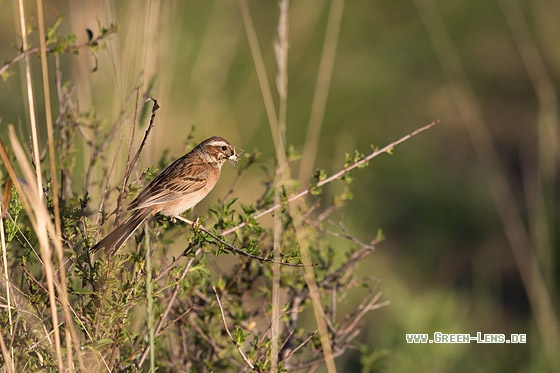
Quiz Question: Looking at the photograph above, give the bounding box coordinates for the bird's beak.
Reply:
[228,153,239,166]
[229,146,243,166]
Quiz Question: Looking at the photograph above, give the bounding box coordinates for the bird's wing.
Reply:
[128,158,208,210]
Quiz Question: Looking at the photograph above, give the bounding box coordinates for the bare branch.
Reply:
[212,286,255,370]
[222,121,439,236]
[116,97,159,223]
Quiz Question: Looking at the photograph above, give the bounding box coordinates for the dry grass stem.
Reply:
[0,330,14,373]
[237,0,281,151]
[8,126,64,370]
[16,0,44,204]
[299,0,345,185]
[272,1,290,370]
[36,1,80,369]
[138,247,201,366]
[0,206,13,364]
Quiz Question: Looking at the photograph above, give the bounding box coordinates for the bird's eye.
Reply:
[221,146,228,151]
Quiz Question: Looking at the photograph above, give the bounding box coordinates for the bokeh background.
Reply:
[1,1,559,371]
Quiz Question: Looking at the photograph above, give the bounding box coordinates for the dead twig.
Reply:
[116,97,159,223]
[212,286,255,370]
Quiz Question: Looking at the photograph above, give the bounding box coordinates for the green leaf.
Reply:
[46,14,65,45]
[240,203,256,215]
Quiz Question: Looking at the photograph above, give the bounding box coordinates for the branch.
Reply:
[0,25,118,78]
[116,97,159,222]
[212,286,255,370]
[174,216,309,268]
[222,121,439,236]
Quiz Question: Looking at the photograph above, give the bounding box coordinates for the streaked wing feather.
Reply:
[129,159,208,210]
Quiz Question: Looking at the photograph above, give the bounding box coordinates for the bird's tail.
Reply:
[91,208,152,254]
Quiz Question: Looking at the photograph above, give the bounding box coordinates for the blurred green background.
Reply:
[1,1,558,371]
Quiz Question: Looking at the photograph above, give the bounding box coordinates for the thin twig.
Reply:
[95,136,124,230]
[222,121,439,237]
[337,291,388,343]
[285,341,347,371]
[174,216,308,267]
[90,81,144,211]
[279,295,304,362]
[127,97,160,193]
[281,329,318,362]
[157,306,194,336]
[116,96,159,223]
[154,242,198,282]
[0,26,117,77]
[211,286,255,370]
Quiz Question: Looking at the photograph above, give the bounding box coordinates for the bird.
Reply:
[91,136,238,254]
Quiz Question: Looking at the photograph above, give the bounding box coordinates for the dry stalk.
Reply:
[299,0,346,185]
[271,2,290,370]
[7,126,63,370]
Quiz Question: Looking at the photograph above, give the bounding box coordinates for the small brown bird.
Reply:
[91,136,238,253]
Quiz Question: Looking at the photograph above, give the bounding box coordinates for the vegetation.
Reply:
[1,1,558,372]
